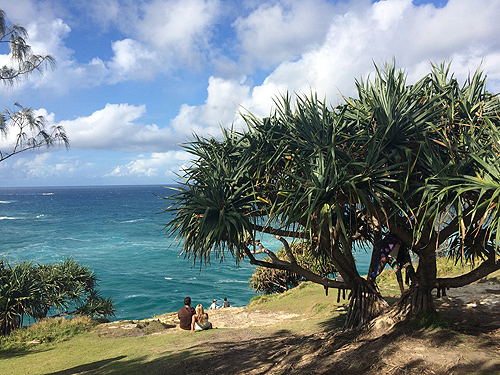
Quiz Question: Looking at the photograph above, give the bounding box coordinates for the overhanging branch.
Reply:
[436,259,500,289]
[252,224,307,239]
[275,235,297,264]
[244,244,347,290]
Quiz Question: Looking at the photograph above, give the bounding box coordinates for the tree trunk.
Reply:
[390,241,437,320]
[409,284,434,315]
[343,283,388,330]
[394,242,437,318]
[391,284,434,321]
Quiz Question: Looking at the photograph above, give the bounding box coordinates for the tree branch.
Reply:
[252,224,307,239]
[436,259,500,289]
[244,245,347,290]
[275,235,297,264]
[249,240,289,266]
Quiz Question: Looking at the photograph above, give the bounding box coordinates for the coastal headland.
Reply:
[1,272,499,375]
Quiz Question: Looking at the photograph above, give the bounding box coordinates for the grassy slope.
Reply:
[0,282,346,375]
[1,259,499,375]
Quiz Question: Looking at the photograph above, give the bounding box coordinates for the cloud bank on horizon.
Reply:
[1,0,499,186]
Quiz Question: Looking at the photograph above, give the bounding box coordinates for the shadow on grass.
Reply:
[40,331,305,375]
[44,356,126,375]
[0,345,53,359]
[34,322,500,375]
[318,312,346,331]
[302,322,500,375]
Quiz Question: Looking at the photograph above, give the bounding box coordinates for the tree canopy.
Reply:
[164,62,500,328]
[0,9,68,162]
[0,258,115,335]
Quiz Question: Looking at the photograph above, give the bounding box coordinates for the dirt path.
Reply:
[198,307,300,329]
[434,280,500,334]
[101,280,499,333]
[95,282,500,374]
[442,280,500,308]
[94,306,302,338]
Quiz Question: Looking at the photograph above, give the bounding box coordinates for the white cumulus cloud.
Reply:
[11,153,86,181]
[171,76,251,136]
[56,104,176,151]
[233,0,337,69]
[107,39,163,83]
[136,0,220,62]
[3,0,500,187]
[215,0,500,122]
[108,151,192,179]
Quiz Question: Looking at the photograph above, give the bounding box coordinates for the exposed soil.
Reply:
[95,281,500,374]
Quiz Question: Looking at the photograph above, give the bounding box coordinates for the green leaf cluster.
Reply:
[164,61,500,320]
[249,242,336,294]
[0,8,69,163]
[0,258,115,335]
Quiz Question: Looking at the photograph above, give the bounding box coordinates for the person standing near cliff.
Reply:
[178,296,195,330]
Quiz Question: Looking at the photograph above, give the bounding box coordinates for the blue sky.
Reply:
[1,0,500,187]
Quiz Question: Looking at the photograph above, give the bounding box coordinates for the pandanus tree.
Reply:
[0,260,40,335]
[398,65,500,315]
[165,62,500,329]
[250,243,337,294]
[0,258,115,335]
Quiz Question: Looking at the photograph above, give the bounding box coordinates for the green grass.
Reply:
[373,257,499,299]
[0,316,97,351]
[412,311,449,330]
[1,330,209,375]
[0,322,223,375]
[248,281,345,315]
[0,282,346,375]
[481,267,500,283]
[1,257,497,374]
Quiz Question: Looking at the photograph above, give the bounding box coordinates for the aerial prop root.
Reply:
[343,284,388,330]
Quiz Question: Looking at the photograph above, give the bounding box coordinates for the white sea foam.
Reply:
[0,200,12,204]
[65,237,91,242]
[42,193,54,196]
[125,294,142,299]
[122,219,145,223]
[0,216,19,220]
[124,294,152,299]
[164,277,173,280]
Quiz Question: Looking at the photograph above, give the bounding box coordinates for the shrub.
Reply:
[249,242,336,294]
[0,316,96,350]
[0,258,115,335]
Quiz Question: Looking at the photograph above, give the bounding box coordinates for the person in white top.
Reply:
[191,304,212,332]
[209,299,217,309]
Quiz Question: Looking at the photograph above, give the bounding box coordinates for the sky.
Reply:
[0,0,500,187]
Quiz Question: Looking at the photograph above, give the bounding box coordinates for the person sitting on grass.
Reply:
[178,296,195,331]
[191,304,213,332]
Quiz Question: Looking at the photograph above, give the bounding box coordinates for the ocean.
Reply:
[0,185,371,321]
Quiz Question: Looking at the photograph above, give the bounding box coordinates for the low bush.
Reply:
[0,316,97,350]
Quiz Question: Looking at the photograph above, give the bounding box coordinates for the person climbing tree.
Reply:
[368,233,416,295]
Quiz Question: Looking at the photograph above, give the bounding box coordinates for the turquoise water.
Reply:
[0,185,371,321]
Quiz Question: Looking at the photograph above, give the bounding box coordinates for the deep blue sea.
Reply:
[0,185,371,321]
